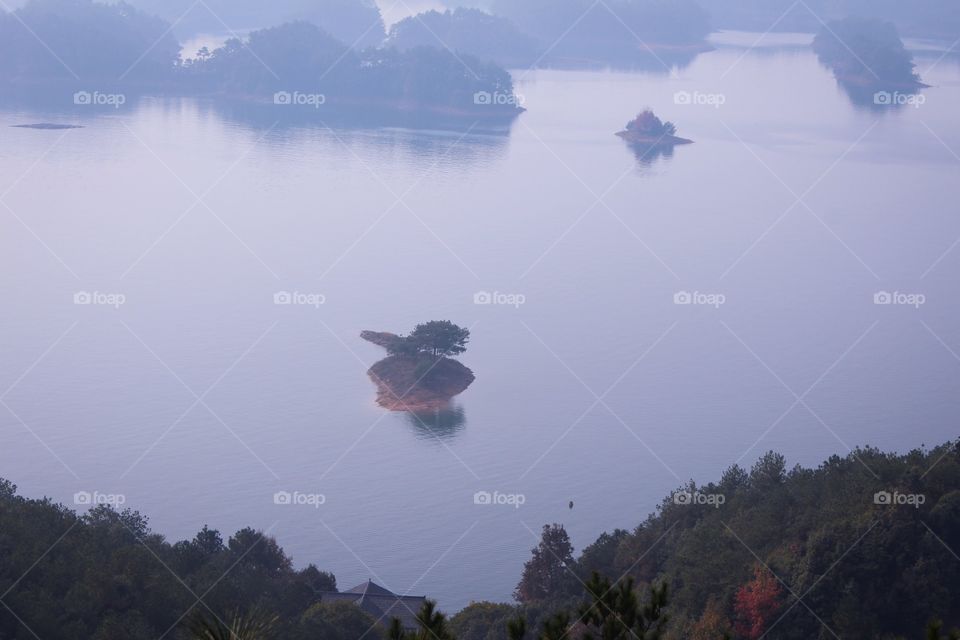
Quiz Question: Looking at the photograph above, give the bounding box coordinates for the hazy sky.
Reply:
[375,0,446,26]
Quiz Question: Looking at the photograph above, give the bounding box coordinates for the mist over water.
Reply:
[2,34,959,610]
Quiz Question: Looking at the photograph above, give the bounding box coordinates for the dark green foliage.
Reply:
[514,524,579,604]
[408,321,471,358]
[388,600,455,640]
[187,609,278,640]
[506,616,527,640]
[812,16,920,86]
[538,611,571,640]
[929,620,960,640]
[0,483,338,640]
[508,439,960,639]
[450,602,522,640]
[296,601,379,640]
[387,321,471,359]
[577,573,668,640]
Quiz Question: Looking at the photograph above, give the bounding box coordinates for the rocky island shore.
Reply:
[361,325,475,412]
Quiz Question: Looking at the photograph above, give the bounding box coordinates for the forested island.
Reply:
[0,0,523,120]
[813,17,926,107]
[490,0,713,67]
[125,0,387,48]
[699,0,960,40]
[617,110,692,146]
[386,8,541,69]
[2,439,959,638]
[361,322,475,412]
[387,0,712,70]
[616,110,692,165]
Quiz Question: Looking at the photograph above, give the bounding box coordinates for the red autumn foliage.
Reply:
[734,565,785,639]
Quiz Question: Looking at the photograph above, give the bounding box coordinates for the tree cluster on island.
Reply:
[361,322,475,412]
[813,16,925,107]
[386,8,541,69]
[616,110,692,146]
[0,0,523,118]
[383,320,471,359]
[386,0,712,70]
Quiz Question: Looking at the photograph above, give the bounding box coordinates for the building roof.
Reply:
[320,580,427,631]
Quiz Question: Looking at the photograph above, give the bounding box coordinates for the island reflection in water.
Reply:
[404,404,467,441]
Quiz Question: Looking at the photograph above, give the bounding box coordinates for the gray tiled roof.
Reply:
[320,580,427,631]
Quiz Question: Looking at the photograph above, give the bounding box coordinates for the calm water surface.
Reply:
[2,36,959,610]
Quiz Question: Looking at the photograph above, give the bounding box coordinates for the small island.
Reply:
[11,123,84,130]
[812,17,926,107]
[616,110,693,147]
[361,321,475,412]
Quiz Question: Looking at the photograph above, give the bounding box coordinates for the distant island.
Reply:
[812,17,926,107]
[0,0,524,121]
[386,8,540,69]
[617,110,692,146]
[490,0,712,67]
[11,123,83,130]
[361,321,475,412]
